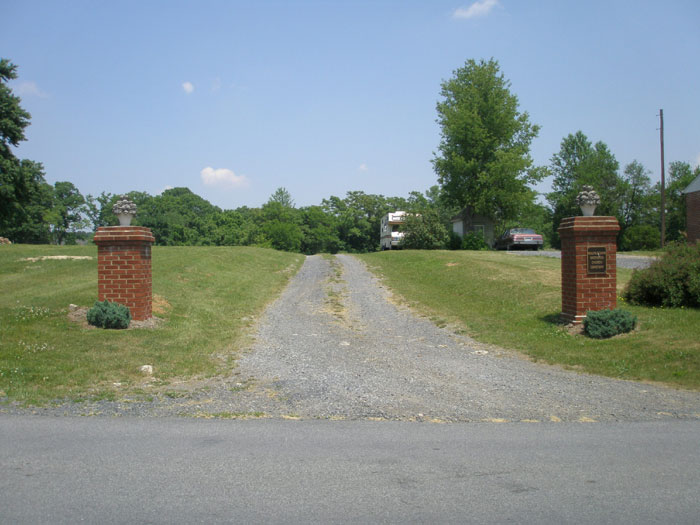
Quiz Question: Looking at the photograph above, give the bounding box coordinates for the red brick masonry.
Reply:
[558,216,620,324]
[93,226,155,321]
[687,191,700,244]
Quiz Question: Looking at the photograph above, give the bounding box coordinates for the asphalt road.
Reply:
[2,416,699,524]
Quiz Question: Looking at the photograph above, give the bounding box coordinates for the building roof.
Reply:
[683,174,700,194]
[385,211,407,223]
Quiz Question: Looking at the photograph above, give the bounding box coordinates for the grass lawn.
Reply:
[0,244,304,405]
[358,250,700,390]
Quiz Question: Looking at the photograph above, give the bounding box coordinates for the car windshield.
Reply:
[510,228,536,234]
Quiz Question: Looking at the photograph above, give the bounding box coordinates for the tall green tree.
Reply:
[620,160,654,229]
[432,58,542,227]
[85,191,120,230]
[260,189,303,251]
[300,205,341,254]
[136,188,220,245]
[268,187,295,208]
[46,181,87,244]
[0,59,30,161]
[546,131,624,246]
[1,159,52,243]
[0,58,53,242]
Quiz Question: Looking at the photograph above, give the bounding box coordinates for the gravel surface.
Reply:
[4,254,698,421]
[507,250,655,269]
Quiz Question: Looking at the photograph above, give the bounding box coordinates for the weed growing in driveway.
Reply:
[323,255,347,321]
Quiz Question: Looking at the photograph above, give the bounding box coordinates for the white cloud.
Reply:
[453,0,500,19]
[182,81,195,94]
[358,163,368,172]
[200,167,250,189]
[212,77,222,92]
[160,185,174,194]
[16,81,49,98]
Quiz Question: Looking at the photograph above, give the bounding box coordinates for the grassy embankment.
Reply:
[0,244,304,405]
[358,250,700,390]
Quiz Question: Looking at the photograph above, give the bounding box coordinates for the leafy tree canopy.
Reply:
[620,160,654,230]
[546,131,624,246]
[136,187,221,245]
[268,187,295,208]
[0,58,31,161]
[0,58,53,243]
[46,181,87,244]
[432,58,542,225]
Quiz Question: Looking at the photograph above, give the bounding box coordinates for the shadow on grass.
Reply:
[540,312,566,326]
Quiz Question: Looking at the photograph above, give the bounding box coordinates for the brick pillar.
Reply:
[93,226,155,321]
[687,191,700,244]
[558,216,620,324]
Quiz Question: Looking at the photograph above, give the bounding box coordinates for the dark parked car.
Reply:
[495,228,543,251]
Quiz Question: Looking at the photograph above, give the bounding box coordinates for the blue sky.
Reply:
[3,0,699,209]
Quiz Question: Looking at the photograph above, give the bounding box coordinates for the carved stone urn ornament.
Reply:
[575,186,601,217]
[112,196,137,226]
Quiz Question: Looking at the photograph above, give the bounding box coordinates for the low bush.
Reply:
[461,231,489,251]
[86,300,131,329]
[620,224,660,251]
[623,242,700,308]
[400,210,449,250]
[584,309,637,339]
[448,232,463,250]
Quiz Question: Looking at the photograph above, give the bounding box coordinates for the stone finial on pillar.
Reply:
[558,216,620,324]
[112,196,138,226]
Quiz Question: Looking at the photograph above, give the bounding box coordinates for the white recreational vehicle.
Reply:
[380,211,407,250]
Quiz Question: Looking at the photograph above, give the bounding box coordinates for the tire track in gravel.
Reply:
[224,254,700,422]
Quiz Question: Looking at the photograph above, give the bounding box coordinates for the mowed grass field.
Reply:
[359,250,700,390]
[0,244,304,405]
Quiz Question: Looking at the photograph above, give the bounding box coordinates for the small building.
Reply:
[380,211,407,250]
[683,173,700,244]
[450,207,495,247]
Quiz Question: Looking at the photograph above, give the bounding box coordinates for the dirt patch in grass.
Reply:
[152,294,171,316]
[21,255,93,262]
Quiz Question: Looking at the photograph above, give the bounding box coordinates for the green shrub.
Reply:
[262,220,304,253]
[448,232,463,250]
[461,231,489,250]
[584,309,637,339]
[86,300,131,329]
[620,224,660,251]
[623,242,700,308]
[400,210,449,250]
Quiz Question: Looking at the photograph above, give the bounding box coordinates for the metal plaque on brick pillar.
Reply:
[587,247,606,274]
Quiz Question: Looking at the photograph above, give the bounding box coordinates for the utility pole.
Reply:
[659,109,666,248]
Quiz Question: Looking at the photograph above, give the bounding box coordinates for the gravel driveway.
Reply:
[7,254,699,421]
[222,255,699,422]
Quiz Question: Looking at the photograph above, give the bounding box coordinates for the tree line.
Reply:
[2,58,697,252]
